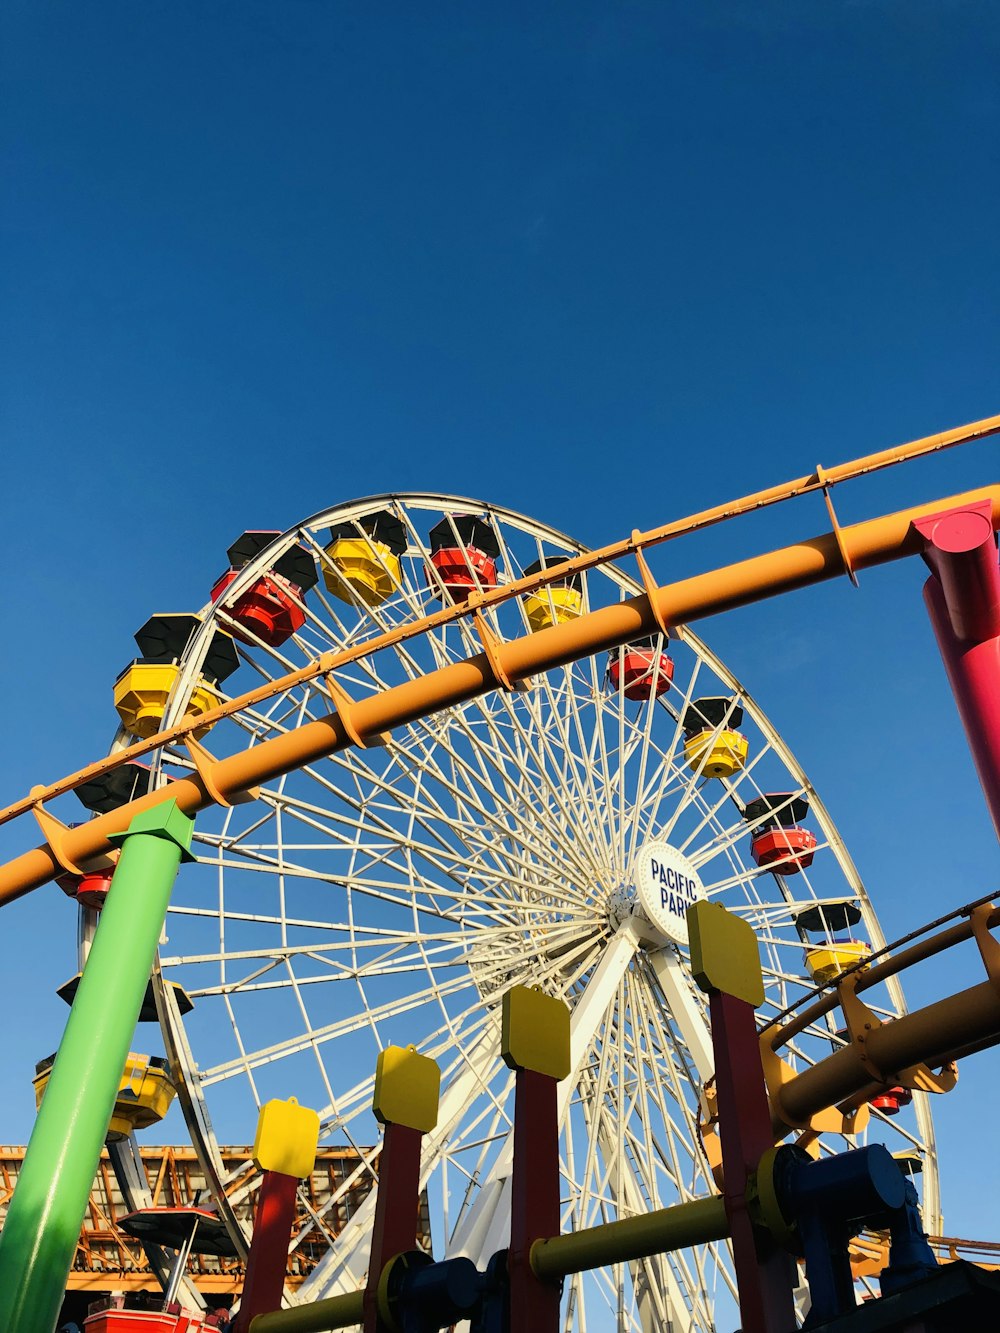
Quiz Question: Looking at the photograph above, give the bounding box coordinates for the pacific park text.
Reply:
[650,858,699,917]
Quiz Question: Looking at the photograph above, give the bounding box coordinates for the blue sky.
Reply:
[2,0,999,1257]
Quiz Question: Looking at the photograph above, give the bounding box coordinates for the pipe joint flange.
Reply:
[749,1145,804,1254]
[376,1250,427,1333]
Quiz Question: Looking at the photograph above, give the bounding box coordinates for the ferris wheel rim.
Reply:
[89,492,937,1326]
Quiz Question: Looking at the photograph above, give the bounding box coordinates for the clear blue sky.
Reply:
[1,0,998,1249]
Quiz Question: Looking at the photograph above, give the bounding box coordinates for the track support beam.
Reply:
[915,500,1000,842]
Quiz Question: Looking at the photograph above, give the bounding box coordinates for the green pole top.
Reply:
[106,798,196,860]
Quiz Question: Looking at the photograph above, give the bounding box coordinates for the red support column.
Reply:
[363,1120,424,1333]
[234,1170,299,1331]
[233,1097,320,1332]
[509,1067,562,1333]
[689,901,796,1333]
[364,1045,441,1333]
[709,990,797,1333]
[501,985,571,1333]
[914,501,1000,841]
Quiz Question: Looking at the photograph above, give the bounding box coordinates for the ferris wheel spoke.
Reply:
[445,686,611,886]
[580,652,624,880]
[212,669,594,899]
[210,757,598,920]
[278,771,581,909]
[554,663,625,867]
[198,971,487,1085]
[329,573,592,853]
[165,920,541,986]
[511,672,617,868]
[586,1075,703,1332]
[123,496,935,1327]
[519,672,624,847]
[619,651,701,838]
[620,653,701,872]
[380,715,604,896]
[626,972,697,1198]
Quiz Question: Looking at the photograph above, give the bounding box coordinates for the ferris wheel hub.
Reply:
[616,839,707,948]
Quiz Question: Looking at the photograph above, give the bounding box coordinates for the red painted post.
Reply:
[709,991,797,1333]
[364,1045,441,1333]
[914,502,1000,841]
[501,985,571,1333]
[234,1170,300,1330]
[233,1097,320,1332]
[363,1120,424,1333]
[509,1067,562,1333]
[689,901,797,1333]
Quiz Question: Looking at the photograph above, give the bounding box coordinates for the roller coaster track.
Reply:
[0,413,998,1174]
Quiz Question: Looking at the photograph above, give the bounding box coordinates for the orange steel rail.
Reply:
[772,969,1000,1130]
[0,480,997,910]
[2,411,998,834]
[767,900,1000,1052]
[756,894,1000,1133]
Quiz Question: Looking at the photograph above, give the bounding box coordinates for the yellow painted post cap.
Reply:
[688,900,765,1007]
[252,1097,321,1179]
[373,1045,441,1132]
[501,985,571,1079]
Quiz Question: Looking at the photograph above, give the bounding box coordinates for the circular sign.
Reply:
[632,839,706,945]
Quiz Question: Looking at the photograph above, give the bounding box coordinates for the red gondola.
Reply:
[608,638,674,701]
[426,516,500,603]
[211,532,318,648]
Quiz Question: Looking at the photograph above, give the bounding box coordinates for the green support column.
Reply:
[0,800,194,1333]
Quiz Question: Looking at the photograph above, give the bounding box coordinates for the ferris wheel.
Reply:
[79,494,937,1331]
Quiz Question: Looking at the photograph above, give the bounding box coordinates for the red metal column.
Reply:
[709,990,797,1333]
[689,900,797,1333]
[363,1045,441,1333]
[234,1097,320,1332]
[509,1067,562,1333]
[363,1120,424,1333]
[501,985,571,1333]
[914,501,1000,841]
[235,1170,300,1331]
